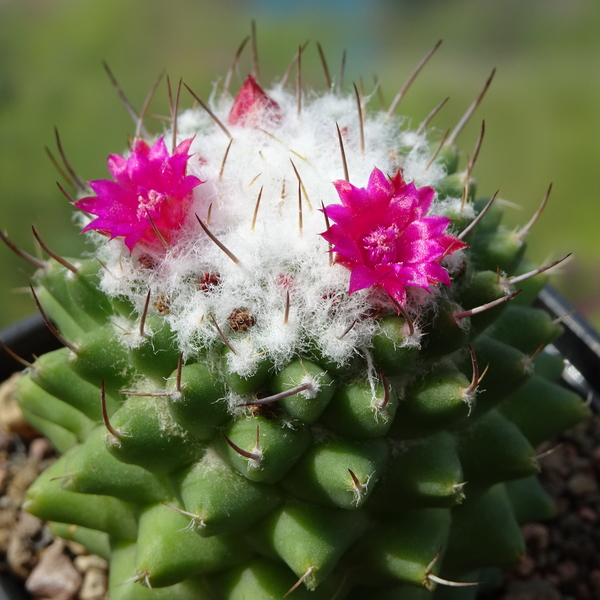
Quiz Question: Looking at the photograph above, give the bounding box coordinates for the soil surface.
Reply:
[487,409,600,600]
[0,374,108,600]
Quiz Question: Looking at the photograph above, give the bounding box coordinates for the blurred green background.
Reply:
[1,0,599,331]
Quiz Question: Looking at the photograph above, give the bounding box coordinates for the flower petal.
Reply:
[319,166,464,306]
[77,136,202,253]
[349,264,379,294]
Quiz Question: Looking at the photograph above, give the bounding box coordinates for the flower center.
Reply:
[137,189,166,221]
[363,224,402,265]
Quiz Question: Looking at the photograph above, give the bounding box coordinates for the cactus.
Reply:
[2,36,591,599]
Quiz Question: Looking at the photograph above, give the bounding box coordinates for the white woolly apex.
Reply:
[97,83,464,376]
[103,431,123,450]
[298,372,322,399]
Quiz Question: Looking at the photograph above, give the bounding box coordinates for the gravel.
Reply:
[488,411,600,600]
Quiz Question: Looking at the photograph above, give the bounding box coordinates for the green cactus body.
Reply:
[4,37,590,600]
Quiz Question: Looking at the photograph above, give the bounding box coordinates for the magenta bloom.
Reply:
[321,168,467,305]
[75,137,202,252]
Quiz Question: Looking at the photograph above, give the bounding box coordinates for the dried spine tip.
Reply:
[56,181,79,206]
[140,571,152,590]
[447,68,495,146]
[284,291,290,325]
[210,314,237,355]
[551,311,575,326]
[416,97,449,136]
[145,209,170,250]
[183,83,232,139]
[167,76,183,154]
[462,344,480,398]
[422,547,478,589]
[458,190,499,240]
[102,61,148,139]
[31,226,78,274]
[388,296,415,338]
[224,36,250,95]
[139,289,152,337]
[0,229,47,269]
[281,41,309,88]
[219,139,234,180]
[101,380,121,440]
[316,42,332,89]
[425,129,450,170]
[250,186,263,232]
[136,69,165,139]
[520,183,552,238]
[29,285,78,353]
[373,75,385,108]
[536,443,563,461]
[195,214,240,264]
[45,146,73,188]
[237,382,314,407]
[461,120,485,209]
[337,319,358,340]
[427,574,480,589]
[466,120,485,179]
[505,253,571,287]
[348,468,369,506]
[376,371,390,409]
[321,200,334,265]
[224,435,261,462]
[353,83,365,154]
[425,546,443,576]
[336,122,350,181]
[176,353,183,393]
[297,180,303,233]
[54,127,87,192]
[522,344,545,368]
[247,172,262,188]
[386,39,442,117]
[0,338,34,369]
[453,288,522,321]
[289,159,312,211]
[284,567,317,598]
[348,468,363,489]
[161,502,205,530]
[120,390,171,397]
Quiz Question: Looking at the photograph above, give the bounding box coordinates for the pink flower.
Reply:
[321,168,467,305]
[228,75,281,127]
[75,137,202,252]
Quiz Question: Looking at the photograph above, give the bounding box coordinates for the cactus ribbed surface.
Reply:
[4,38,591,599]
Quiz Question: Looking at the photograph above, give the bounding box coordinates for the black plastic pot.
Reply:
[0,576,28,600]
[535,287,600,412]
[0,314,61,382]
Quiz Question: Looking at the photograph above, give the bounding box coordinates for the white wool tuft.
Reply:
[97,85,460,375]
